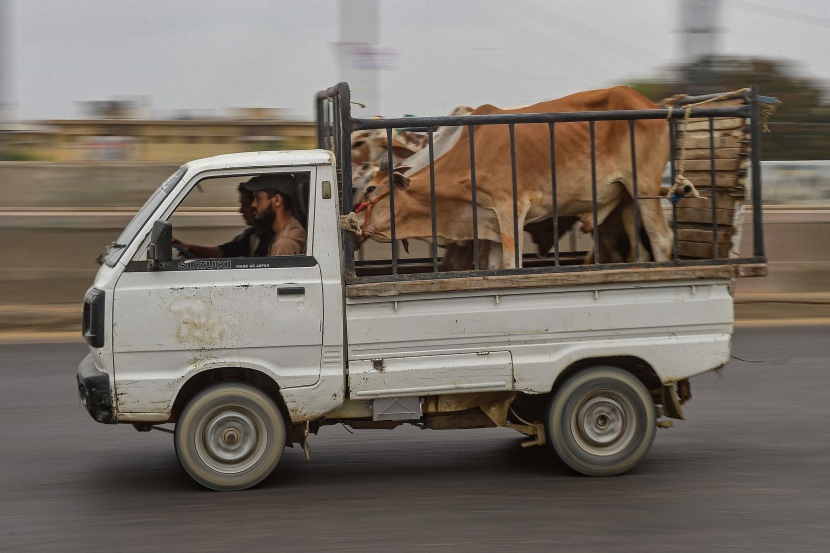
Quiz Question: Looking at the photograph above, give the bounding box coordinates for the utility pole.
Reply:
[0,0,9,115]
[0,0,11,159]
[336,0,386,116]
[679,0,722,93]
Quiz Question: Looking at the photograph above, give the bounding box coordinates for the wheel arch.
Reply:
[170,367,291,425]
[551,355,662,404]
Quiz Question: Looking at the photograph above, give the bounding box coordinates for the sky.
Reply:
[4,0,830,121]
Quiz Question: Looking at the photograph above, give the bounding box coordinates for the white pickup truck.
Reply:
[77,83,771,490]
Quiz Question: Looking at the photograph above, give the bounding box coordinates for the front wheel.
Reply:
[547,366,656,476]
[174,382,286,491]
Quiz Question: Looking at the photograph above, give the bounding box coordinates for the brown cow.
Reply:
[354,86,673,269]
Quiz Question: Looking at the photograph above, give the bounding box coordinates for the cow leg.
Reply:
[635,198,673,262]
[616,195,652,262]
[484,241,502,270]
[581,200,623,264]
[620,173,673,262]
[440,239,498,272]
[493,203,531,269]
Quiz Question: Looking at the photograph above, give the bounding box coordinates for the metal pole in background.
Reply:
[337,0,380,115]
[0,0,12,159]
[679,0,722,95]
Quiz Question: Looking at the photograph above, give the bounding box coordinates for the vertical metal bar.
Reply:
[333,100,342,168]
[589,121,600,264]
[708,117,718,259]
[509,123,520,268]
[339,83,353,209]
[386,128,397,275]
[428,128,439,272]
[338,85,356,278]
[315,96,324,149]
[750,86,765,258]
[549,122,560,266]
[469,124,480,271]
[669,118,679,261]
[628,120,640,262]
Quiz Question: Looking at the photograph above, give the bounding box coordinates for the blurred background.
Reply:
[1,0,829,332]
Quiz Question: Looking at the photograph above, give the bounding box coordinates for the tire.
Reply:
[174,382,286,491]
[547,366,656,476]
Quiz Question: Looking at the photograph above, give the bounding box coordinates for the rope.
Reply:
[339,213,363,236]
[662,88,751,205]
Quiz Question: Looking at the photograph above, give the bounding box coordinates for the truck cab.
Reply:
[78,151,348,477]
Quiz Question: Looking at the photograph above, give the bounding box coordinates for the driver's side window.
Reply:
[130,171,311,263]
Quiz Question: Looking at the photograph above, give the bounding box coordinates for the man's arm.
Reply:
[172,238,223,258]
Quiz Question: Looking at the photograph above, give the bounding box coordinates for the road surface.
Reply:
[1,325,828,552]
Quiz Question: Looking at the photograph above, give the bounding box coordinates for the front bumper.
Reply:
[76,354,116,424]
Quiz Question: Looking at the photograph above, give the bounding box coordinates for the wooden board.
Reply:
[677,241,731,259]
[674,195,744,211]
[345,264,769,298]
[678,117,746,132]
[676,227,734,245]
[673,207,735,226]
[677,133,745,150]
[679,147,744,161]
[682,173,743,189]
[682,158,741,172]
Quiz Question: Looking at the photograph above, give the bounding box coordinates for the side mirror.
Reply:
[147,220,173,270]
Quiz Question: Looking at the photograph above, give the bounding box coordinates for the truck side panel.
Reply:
[345,279,733,394]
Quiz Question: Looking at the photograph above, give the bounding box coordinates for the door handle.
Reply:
[278,286,305,296]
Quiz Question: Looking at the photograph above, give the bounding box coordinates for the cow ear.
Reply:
[392,172,411,191]
[391,143,417,159]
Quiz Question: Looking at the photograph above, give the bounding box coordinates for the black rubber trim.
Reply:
[82,288,105,348]
[278,286,305,296]
[126,255,318,272]
[76,354,116,424]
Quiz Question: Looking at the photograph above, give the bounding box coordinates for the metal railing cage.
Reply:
[316,82,768,284]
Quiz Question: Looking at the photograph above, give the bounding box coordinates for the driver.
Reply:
[243,174,306,256]
[172,181,275,258]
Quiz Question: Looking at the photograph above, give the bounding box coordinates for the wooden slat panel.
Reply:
[345,264,769,298]
[679,117,746,132]
[682,158,740,172]
[683,172,744,189]
[681,147,744,160]
[678,133,745,150]
[677,241,731,259]
[674,194,741,210]
[674,207,735,226]
[676,228,733,244]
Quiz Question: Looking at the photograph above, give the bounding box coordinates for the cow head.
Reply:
[351,161,380,200]
[351,130,418,167]
[353,169,413,243]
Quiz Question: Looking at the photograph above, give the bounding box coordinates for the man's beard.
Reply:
[254,205,275,232]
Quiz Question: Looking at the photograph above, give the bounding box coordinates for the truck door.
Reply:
[111,169,324,414]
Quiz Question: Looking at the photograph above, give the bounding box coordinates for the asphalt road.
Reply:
[2,326,829,552]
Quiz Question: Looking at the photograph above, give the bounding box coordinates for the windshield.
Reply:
[102,166,187,267]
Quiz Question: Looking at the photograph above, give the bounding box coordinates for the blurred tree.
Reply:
[628,56,830,160]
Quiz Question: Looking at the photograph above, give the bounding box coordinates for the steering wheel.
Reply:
[172,242,198,259]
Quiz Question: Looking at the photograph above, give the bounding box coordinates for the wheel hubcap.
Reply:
[572,391,636,456]
[195,408,266,474]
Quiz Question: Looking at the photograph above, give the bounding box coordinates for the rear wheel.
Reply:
[547,366,655,476]
[174,382,286,491]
